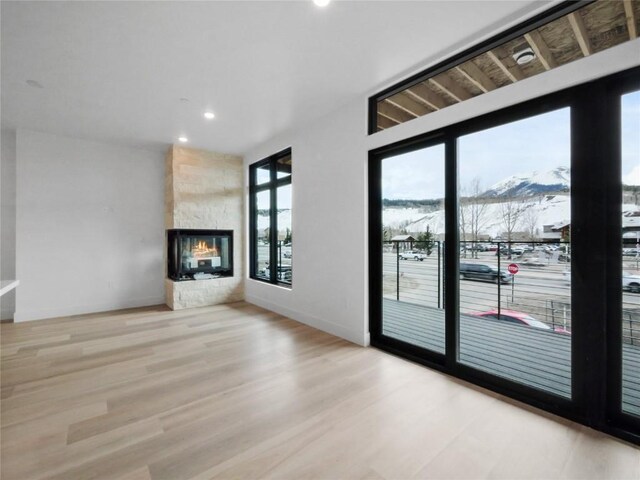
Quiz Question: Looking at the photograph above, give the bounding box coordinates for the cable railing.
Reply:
[382,239,640,345]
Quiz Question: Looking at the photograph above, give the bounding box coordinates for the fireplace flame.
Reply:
[191,240,219,258]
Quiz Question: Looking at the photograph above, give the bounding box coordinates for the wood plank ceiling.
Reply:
[376,0,640,131]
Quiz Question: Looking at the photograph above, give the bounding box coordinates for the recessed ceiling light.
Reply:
[204,111,215,120]
[26,79,44,89]
[313,0,330,7]
[513,47,536,65]
[178,136,188,143]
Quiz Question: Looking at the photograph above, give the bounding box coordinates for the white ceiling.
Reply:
[1,0,552,155]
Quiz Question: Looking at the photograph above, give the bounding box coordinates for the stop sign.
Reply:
[508,263,519,274]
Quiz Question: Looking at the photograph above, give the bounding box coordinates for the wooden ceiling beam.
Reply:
[524,30,557,70]
[455,62,496,93]
[377,114,397,129]
[385,94,430,118]
[624,0,638,39]
[486,48,524,83]
[404,83,447,110]
[568,12,592,56]
[428,74,472,103]
[377,102,414,124]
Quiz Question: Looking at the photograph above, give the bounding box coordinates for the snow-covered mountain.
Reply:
[482,166,570,198]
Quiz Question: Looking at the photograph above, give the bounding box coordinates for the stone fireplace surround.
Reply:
[164,146,244,309]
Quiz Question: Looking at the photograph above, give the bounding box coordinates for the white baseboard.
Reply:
[245,294,368,347]
[14,296,166,322]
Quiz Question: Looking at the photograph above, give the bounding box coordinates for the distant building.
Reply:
[542,221,570,241]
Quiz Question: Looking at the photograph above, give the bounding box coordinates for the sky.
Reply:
[382,92,640,201]
[256,183,292,210]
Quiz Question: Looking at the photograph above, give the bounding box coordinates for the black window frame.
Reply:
[368,66,640,445]
[249,148,292,287]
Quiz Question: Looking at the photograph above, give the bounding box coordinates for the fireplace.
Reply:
[167,229,233,281]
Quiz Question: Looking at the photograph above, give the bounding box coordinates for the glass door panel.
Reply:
[254,190,271,280]
[621,90,640,417]
[457,108,572,397]
[277,184,292,285]
[381,144,446,354]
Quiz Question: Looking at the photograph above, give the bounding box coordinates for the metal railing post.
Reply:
[396,245,400,301]
[437,240,441,309]
[497,241,501,318]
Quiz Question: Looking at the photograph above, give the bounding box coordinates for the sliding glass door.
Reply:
[378,143,446,355]
[621,89,640,419]
[370,67,640,442]
[457,108,572,398]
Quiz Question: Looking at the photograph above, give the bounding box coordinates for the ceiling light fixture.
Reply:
[313,0,330,7]
[178,136,188,143]
[513,47,536,65]
[204,111,215,120]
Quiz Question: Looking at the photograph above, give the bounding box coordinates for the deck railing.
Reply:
[383,239,640,345]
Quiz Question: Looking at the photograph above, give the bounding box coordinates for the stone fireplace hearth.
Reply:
[164,146,244,309]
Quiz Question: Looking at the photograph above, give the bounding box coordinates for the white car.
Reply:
[623,271,640,293]
[400,250,427,261]
[564,270,640,293]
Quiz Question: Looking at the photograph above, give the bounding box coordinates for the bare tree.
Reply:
[468,178,489,259]
[500,197,526,258]
[459,178,489,259]
[522,205,539,244]
[459,191,469,258]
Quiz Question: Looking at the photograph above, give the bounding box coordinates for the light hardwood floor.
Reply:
[1,302,639,480]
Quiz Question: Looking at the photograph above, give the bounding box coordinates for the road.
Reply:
[383,252,640,324]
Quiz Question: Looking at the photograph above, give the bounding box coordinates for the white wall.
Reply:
[245,39,640,347]
[1,129,17,319]
[15,130,165,321]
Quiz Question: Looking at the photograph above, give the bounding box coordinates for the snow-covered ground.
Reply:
[402,195,571,237]
[384,196,640,238]
[383,207,434,229]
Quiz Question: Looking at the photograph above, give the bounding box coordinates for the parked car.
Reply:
[459,263,512,284]
[565,270,640,293]
[400,250,427,261]
[623,271,640,293]
[521,257,546,267]
[471,309,570,334]
[496,246,524,257]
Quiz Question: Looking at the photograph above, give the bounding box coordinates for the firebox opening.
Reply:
[167,229,233,281]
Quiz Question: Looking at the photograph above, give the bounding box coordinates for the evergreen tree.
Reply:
[416,227,435,256]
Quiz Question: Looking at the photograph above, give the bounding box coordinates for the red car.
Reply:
[471,309,571,334]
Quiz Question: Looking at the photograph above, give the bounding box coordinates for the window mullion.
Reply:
[270,159,278,284]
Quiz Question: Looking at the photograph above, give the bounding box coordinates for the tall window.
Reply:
[249,148,292,286]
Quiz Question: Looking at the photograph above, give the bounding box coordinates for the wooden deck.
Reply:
[382,298,640,416]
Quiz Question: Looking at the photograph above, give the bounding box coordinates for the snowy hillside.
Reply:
[483,166,570,197]
[404,195,571,237]
[383,207,434,229]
